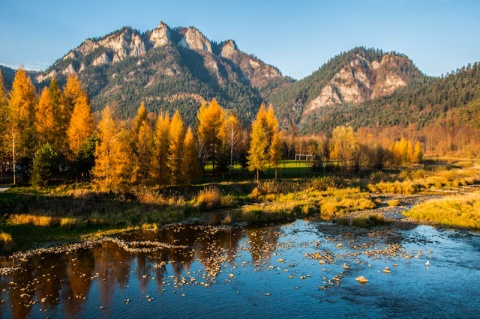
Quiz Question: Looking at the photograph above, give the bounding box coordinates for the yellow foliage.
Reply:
[0,232,13,251]
[67,93,93,155]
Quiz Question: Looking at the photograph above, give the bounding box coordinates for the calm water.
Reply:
[0,220,479,319]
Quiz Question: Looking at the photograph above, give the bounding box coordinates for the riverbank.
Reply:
[1,158,480,253]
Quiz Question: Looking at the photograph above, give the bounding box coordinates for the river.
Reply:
[0,219,479,319]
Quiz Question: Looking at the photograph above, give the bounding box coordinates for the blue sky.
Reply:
[0,0,479,79]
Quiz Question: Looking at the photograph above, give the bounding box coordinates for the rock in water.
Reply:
[355,276,368,284]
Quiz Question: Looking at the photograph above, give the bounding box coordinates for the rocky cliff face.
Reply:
[304,53,409,114]
[36,21,288,92]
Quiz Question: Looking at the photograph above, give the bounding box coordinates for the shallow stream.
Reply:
[0,219,479,318]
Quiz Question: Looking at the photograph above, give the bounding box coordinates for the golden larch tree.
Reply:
[8,68,38,175]
[135,121,154,184]
[247,104,269,181]
[93,105,118,189]
[181,126,201,185]
[36,87,56,145]
[152,112,171,185]
[67,93,94,156]
[197,98,225,175]
[168,110,185,185]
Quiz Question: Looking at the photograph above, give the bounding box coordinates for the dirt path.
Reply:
[0,186,10,193]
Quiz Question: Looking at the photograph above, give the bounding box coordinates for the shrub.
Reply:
[387,199,400,207]
[141,223,158,231]
[31,142,59,187]
[0,232,14,251]
[196,186,222,209]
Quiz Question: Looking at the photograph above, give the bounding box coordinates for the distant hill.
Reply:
[0,65,16,91]
[300,61,480,134]
[267,47,430,129]
[33,22,293,125]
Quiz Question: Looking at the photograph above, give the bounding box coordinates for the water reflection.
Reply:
[0,221,478,319]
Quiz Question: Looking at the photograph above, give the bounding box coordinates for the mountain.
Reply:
[34,22,293,125]
[0,65,17,91]
[300,62,480,134]
[267,47,429,129]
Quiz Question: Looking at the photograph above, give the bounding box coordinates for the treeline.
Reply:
[0,69,94,185]
[281,126,422,170]
[0,68,423,189]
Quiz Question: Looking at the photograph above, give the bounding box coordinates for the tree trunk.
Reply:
[12,133,16,185]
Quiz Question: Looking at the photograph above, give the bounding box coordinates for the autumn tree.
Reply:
[151,113,171,185]
[181,127,201,184]
[247,104,269,181]
[47,78,69,153]
[197,99,225,175]
[132,102,148,137]
[36,87,56,145]
[93,105,134,189]
[8,69,38,182]
[67,93,94,156]
[0,71,10,181]
[63,74,84,120]
[413,142,423,163]
[266,105,282,178]
[330,126,358,169]
[222,113,242,175]
[168,111,185,185]
[135,121,153,184]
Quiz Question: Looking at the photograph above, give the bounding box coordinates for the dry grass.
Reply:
[9,214,79,228]
[196,186,222,208]
[0,232,14,251]
[368,180,424,194]
[141,223,158,231]
[387,199,400,207]
[404,192,480,229]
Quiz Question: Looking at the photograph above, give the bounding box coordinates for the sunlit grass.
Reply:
[404,192,480,229]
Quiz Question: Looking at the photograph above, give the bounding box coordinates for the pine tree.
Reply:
[152,113,171,185]
[67,93,94,156]
[181,127,201,185]
[31,142,59,188]
[197,99,225,175]
[168,111,185,185]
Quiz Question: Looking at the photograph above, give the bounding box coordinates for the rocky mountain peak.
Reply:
[149,21,171,48]
[178,27,212,52]
[220,40,238,59]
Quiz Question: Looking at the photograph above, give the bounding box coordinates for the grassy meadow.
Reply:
[1,158,480,252]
